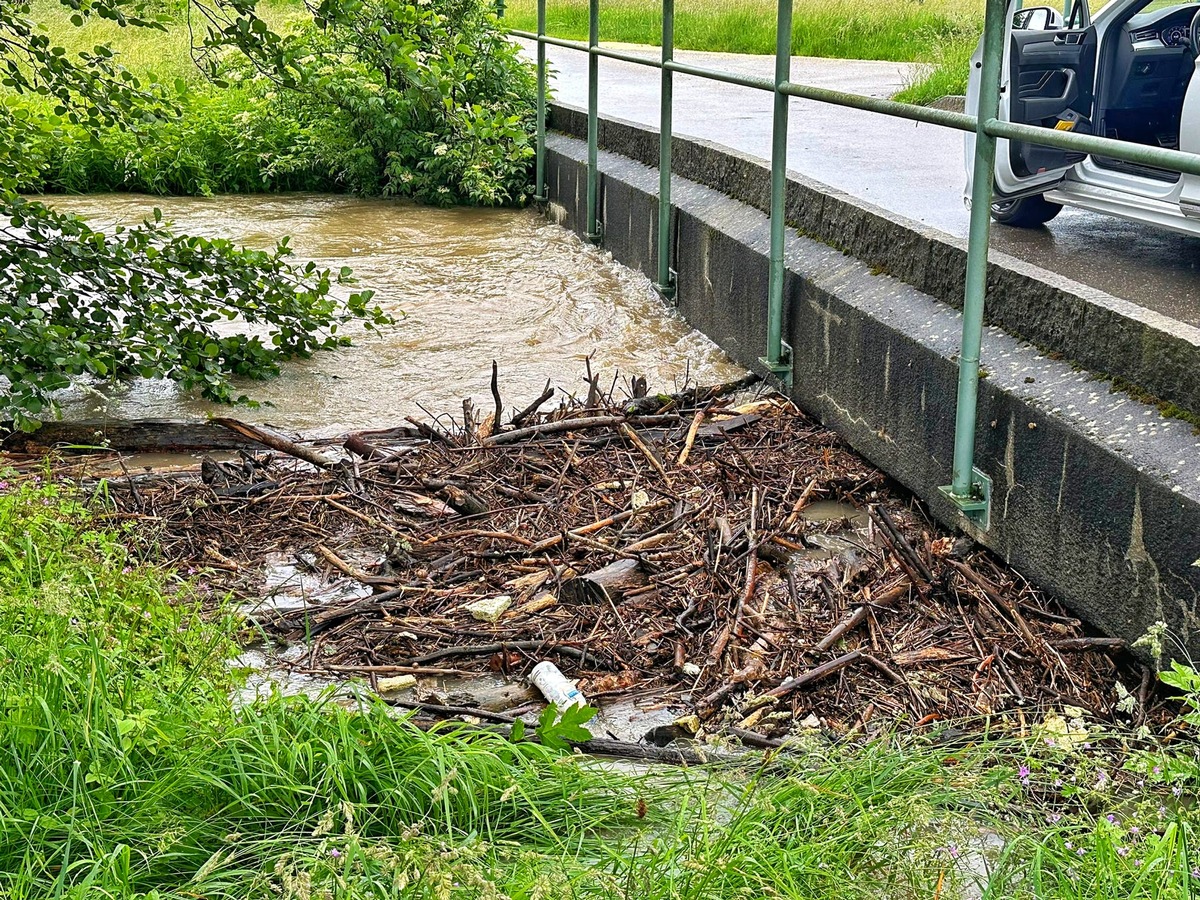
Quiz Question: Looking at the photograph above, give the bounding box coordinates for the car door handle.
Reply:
[1022,68,1078,119]
[1052,31,1084,44]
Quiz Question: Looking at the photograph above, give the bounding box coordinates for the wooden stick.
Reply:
[405,416,455,446]
[1051,636,1128,652]
[510,380,555,428]
[482,414,680,447]
[323,496,403,536]
[526,498,672,553]
[814,578,910,652]
[726,726,785,749]
[675,408,705,467]
[212,418,335,469]
[387,699,518,724]
[766,650,863,699]
[619,423,669,481]
[733,487,758,638]
[782,477,821,529]
[315,543,369,581]
[405,640,596,667]
[490,360,503,432]
[320,664,468,676]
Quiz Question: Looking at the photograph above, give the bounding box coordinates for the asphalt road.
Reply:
[521,41,1200,328]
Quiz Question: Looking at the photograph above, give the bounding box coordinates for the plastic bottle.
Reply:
[528,661,586,708]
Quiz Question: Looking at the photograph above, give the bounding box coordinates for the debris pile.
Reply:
[26,373,1162,740]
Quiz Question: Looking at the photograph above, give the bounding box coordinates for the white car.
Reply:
[965,0,1200,234]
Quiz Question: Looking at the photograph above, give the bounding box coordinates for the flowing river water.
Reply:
[47,193,742,434]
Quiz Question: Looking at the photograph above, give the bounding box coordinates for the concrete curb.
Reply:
[550,102,1200,421]
[543,128,1200,655]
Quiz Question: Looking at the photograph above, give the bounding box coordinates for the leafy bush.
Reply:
[14,85,321,195]
[0,194,385,428]
[11,0,538,204]
[205,0,538,204]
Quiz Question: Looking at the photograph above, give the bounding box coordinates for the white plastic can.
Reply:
[528,661,586,708]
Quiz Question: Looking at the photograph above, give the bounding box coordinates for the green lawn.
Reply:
[26,0,306,82]
[28,0,978,105]
[505,0,982,102]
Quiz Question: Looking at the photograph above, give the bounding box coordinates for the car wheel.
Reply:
[990,195,1063,228]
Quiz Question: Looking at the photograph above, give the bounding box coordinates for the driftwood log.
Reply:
[560,559,648,605]
[1,419,259,454]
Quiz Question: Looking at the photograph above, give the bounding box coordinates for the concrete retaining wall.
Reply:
[544,125,1200,656]
[551,103,1200,422]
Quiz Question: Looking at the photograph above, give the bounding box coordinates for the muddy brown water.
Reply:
[46,193,742,434]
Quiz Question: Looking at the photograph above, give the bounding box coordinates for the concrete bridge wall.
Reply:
[543,109,1200,657]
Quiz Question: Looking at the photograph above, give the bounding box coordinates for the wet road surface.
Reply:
[522,41,1200,327]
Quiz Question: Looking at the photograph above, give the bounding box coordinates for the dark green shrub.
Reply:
[221,0,539,205]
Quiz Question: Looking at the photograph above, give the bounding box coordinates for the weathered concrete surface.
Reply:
[551,104,1200,422]
[523,41,1200,328]
[545,129,1200,655]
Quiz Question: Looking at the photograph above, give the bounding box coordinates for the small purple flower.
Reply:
[1106,814,1118,825]
[1054,778,1064,788]
[1095,770,1109,788]
[1117,846,1130,857]
[1077,848,1087,857]
[1153,766,1162,775]
[1129,826,1140,836]
[0,481,9,491]
[1190,866,1200,879]
[1174,785,1184,798]
[1018,764,1031,785]
[330,848,341,858]
[1135,859,1143,867]
[1047,813,1062,824]
[1065,841,1074,850]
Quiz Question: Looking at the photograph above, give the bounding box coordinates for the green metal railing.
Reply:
[510,0,1200,529]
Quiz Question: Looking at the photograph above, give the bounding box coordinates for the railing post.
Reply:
[533,0,547,201]
[585,0,602,242]
[654,0,675,299]
[759,0,793,382]
[939,0,1006,529]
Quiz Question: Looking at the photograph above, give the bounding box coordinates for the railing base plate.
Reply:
[939,468,992,531]
[758,341,792,389]
[653,270,677,303]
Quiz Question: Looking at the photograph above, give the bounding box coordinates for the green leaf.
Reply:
[535,702,596,750]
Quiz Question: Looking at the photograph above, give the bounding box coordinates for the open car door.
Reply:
[1177,46,1200,217]
[966,0,1099,198]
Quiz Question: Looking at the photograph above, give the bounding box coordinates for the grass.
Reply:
[504,0,982,100]
[26,0,978,106]
[1,469,1199,898]
[26,0,306,83]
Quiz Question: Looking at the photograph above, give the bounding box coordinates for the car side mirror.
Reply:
[1012,6,1065,29]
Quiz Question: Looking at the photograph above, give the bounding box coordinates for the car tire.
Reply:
[990,195,1063,228]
